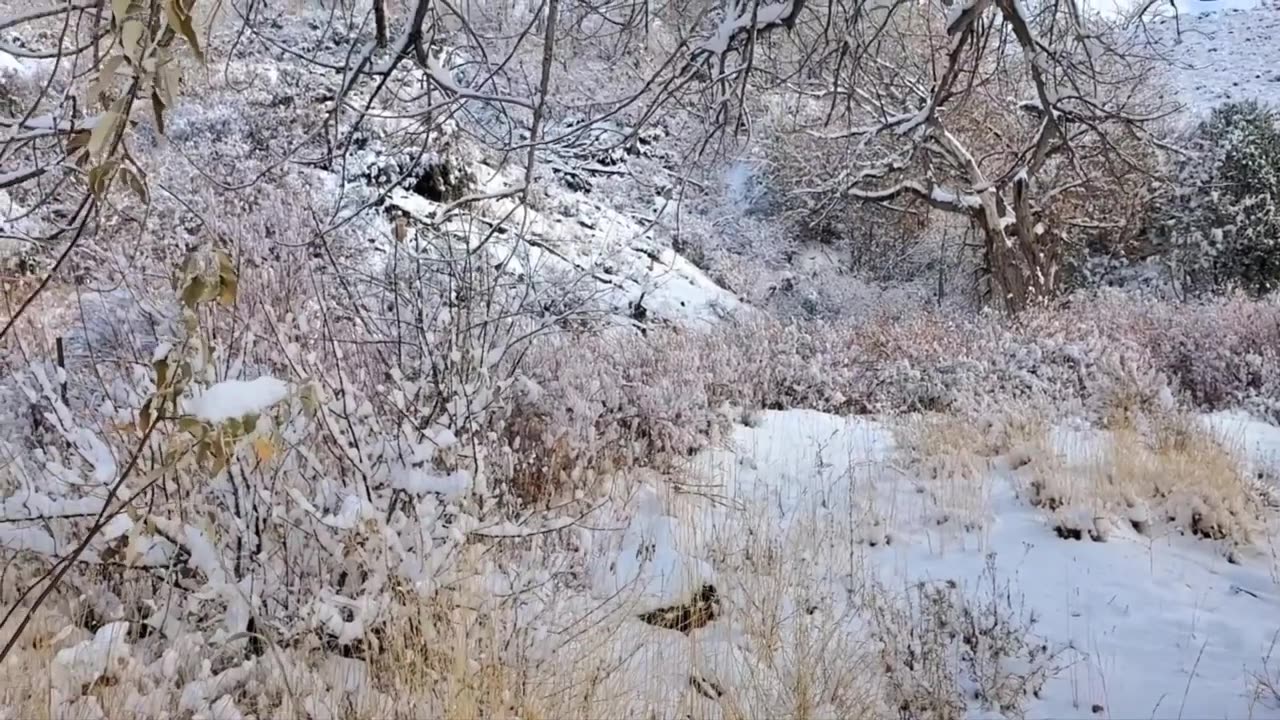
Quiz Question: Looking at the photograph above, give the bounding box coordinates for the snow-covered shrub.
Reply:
[1052,291,1280,421]
[1157,101,1280,296]
[509,328,734,502]
[868,556,1067,719]
[0,182,595,717]
[520,291,1279,457]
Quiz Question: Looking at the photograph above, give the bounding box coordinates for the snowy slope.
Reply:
[1150,0,1280,115]
[389,164,744,328]
[581,409,1280,718]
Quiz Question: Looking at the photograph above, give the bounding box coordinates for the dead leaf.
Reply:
[253,436,277,463]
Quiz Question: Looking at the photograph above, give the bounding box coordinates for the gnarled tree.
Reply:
[683,0,1174,310]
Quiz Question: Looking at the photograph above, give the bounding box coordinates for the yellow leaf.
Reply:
[216,251,237,305]
[181,276,207,308]
[137,397,155,433]
[252,436,277,463]
[178,417,205,436]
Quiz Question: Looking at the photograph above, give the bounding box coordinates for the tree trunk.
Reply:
[374,0,388,48]
[525,0,561,189]
[974,180,1058,313]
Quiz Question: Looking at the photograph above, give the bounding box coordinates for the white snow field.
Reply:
[576,409,1280,719]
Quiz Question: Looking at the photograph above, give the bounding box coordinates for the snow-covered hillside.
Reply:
[388,165,744,328]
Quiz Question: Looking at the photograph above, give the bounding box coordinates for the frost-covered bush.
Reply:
[0,180,593,718]
[868,556,1067,719]
[1158,101,1280,296]
[522,290,1280,463]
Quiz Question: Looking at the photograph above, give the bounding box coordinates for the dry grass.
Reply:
[894,411,1047,540]
[894,408,1269,551]
[1023,416,1265,547]
[896,413,995,538]
[1253,631,1280,716]
[866,555,1070,720]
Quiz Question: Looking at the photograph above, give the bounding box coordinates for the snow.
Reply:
[52,622,133,693]
[389,166,744,327]
[1081,0,1264,17]
[591,484,716,612]
[932,183,984,209]
[1205,410,1280,496]
[698,1,796,57]
[4,2,1280,715]
[0,50,30,79]
[390,463,472,499]
[582,408,1280,718]
[187,376,288,423]
[1148,1,1280,117]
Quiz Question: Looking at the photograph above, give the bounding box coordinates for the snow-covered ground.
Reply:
[1150,0,1280,114]
[389,164,744,328]
[581,409,1280,718]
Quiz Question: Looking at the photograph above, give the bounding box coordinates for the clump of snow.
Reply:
[591,484,716,612]
[187,377,288,423]
[51,622,134,694]
[390,463,472,500]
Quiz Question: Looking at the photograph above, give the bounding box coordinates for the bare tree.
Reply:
[681,0,1174,310]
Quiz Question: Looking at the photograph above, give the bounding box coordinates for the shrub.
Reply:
[1158,101,1280,296]
[867,556,1068,720]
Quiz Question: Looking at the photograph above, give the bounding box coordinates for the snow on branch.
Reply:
[187,377,288,423]
[691,0,805,63]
